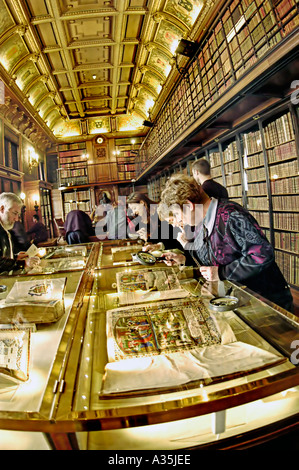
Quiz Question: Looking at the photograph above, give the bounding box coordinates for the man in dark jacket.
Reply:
[0,192,40,273]
[27,214,48,245]
[192,158,229,199]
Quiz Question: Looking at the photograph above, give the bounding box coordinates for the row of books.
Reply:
[76,190,90,201]
[213,177,225,187]
[270,175,299,194]
[263,112,295,148]
[64,202,78,212]
[250,210,270,227]
[243,130,263,155]
[274,231,299,254]
[262,228,271,242]
[223,141,239,163]
[226,173,242,186]
[60,176,88,186]
[117,164,135,172]
[63,201,91,213]
[59,155,87,163]
[211,168,223,179]
[269,160,298,179]
[60,162,86,169]
[227,185,243,197]
[117,157,135,163]
[118,172,135,181]
[223,159,240,173]
[282,15,299,36]
[63,190,90,202]
[266,140,297,163]
[272,195,299,211]
[275,0,297,20]
[273,212,299,232]
[247,196,269,210]
[59,142,86,151]
[275,251,298,286]
[246,166,266,182]
[60,168,87,178]
[245,152,264,168]
[76,201,90,212]
[118,151,135,158]
[209,151,221,167]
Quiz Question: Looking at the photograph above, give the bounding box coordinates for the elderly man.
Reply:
[0,192,40,274]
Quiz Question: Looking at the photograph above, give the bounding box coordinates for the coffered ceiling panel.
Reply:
[0,0,216,142]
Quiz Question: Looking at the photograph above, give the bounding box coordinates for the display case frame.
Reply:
[0,241,298,450]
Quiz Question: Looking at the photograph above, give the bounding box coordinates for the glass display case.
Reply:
[0,240,298,450]
[28,243,96,275]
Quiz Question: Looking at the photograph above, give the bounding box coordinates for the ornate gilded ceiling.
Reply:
[0,0,216,144]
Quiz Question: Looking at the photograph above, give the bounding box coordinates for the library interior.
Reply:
[0,0,298,451]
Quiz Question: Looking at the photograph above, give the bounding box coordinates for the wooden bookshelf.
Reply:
[114,138,142,182]
[136,0,299,176]
[262,109,299,286]
[61,188,92,219]
[221,137,244,206]
[209,148,224,185]
[58,142,88,187]
[146,103,299,289]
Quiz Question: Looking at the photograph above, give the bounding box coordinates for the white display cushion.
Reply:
[0,278,67,324]
[101,341,283,395]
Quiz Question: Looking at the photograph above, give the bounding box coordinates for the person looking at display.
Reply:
[127,192,156,242]
[191,158,229,199]
[0,192,40,273]
[159,174,294,313]
[27,214,48,245]
[127,192,183,251]
[64,209,94,244]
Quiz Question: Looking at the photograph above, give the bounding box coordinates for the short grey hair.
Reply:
[0,192,22,209]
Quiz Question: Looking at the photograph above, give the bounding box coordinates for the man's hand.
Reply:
[16,252,28,261]
[162,251,186,266]
[24,256,40,270]
[142,242,164,253]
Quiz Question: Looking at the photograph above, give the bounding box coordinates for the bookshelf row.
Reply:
[148,106,299,288]
[61,188,92,218]
[114,139,140,182]
[137,0,298,173]
[58,142,88,187]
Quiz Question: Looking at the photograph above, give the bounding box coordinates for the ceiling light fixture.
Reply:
[175,39,198,58]
[143,120,153,128]
[174,39,198,78]
[28,148,39,173]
